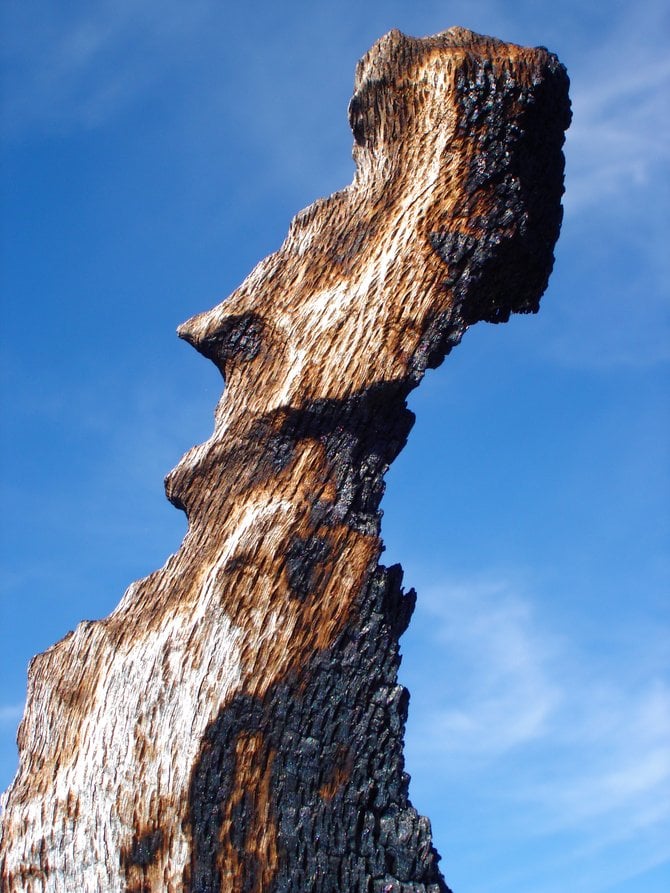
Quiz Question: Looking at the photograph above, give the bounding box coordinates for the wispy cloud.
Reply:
[1,0,213,135]
[535,0,670,372]
[402,573,670,892]
[566,73,670,211]
[564,8,670,216]
[406,578,563,760]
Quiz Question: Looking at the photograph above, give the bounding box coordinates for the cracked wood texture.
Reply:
[0,27,570,893]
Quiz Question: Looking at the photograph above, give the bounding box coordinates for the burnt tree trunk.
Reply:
[0,27,570,893]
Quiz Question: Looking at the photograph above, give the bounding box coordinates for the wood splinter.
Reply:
[0,26,570,893]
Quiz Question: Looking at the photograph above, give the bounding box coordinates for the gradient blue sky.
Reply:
[1,2,668,892]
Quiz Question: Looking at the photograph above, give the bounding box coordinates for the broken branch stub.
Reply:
[0,27,570,893]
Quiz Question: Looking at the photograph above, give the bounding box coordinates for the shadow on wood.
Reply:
[0,26,570,893]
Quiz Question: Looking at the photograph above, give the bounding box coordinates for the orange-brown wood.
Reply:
[0,28,570,893]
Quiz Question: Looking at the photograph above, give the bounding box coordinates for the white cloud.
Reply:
[407,578,563,759]
[402,573,670,891]
[563,2,670,216]
[1,0,213,134]
[536,1,670,371]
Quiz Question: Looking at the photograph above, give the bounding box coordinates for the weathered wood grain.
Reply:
[0,27,570,893]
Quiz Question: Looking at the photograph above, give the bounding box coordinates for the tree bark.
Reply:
[1,27,570,893]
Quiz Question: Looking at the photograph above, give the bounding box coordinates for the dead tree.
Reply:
[0,27,570,893]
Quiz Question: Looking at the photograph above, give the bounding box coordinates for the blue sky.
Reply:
[1,2,668,892]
